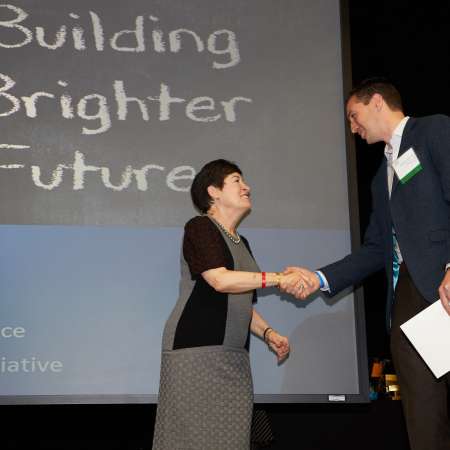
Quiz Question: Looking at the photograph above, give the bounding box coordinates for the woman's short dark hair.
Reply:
[191,159,242,214]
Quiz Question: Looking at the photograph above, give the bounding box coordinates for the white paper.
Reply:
[400,300,450,378]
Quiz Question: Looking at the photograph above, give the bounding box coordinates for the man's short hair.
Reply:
[347,77,403,111]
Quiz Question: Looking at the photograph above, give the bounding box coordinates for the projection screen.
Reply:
[0,0,369,403]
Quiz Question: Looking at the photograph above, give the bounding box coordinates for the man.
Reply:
[282,78,450,450]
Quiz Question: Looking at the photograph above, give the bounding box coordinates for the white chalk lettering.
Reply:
[147,83,185,121]
[0,144,29,149]
[169,28,204,53]
[0,164,24,169]
[133,164,165,191]
[114,80,149,121]
[72,150,100,190]
[35,24,67,49]
[221,97,253,122]
[166,166,195,192]
[77,93,112,135]
[208,30,240,69]
[110,15,145,52]
[2,149,195,192]
[21,92,55,117]
[0,72,20,116]
[58,81,75,119]
[0,74,253,134]
[0,4,32,48]
[89,11,104,51]
[0,6,240,69]
[186,96,221,122]
[101,166,134,191]
[31,164,68,190]
[149,15,165,52]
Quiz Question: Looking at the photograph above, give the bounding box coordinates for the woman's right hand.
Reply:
[279,268,320,299]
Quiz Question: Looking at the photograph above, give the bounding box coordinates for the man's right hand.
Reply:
[280,267,321,300]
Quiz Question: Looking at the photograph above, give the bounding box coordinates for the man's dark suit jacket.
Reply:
[320,115,450,326]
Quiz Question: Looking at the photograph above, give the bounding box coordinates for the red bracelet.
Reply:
[261,272,266,288]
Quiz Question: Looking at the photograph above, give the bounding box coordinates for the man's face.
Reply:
[346,95,382,144]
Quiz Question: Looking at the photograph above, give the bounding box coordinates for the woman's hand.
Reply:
[279,267,320,300]
[266,330,290,363]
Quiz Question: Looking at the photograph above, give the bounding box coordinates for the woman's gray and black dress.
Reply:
[152,215,260,450]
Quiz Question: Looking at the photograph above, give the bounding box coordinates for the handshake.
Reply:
[278,267,322,300]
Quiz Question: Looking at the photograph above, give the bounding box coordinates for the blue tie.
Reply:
[392,231,400,290]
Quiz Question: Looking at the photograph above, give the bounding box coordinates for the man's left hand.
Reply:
[438,270,450,315]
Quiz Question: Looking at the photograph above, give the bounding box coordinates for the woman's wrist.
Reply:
[270,272,281,287]
[261,272,282,288]
[262,326,273,342]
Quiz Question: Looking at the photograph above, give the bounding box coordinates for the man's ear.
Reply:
[372,93,384,111]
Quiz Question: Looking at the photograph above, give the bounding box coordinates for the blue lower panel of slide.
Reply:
[0,225,358,399]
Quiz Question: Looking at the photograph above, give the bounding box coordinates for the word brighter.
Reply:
[0,73,253,135]
[0,4,240,69]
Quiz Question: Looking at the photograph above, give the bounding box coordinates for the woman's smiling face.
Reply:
[215,172,251,213]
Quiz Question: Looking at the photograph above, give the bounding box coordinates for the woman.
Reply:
[152,159,291,450]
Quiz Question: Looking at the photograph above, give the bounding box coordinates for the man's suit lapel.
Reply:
[379,158,390,206]
[390,117,416,196]
[373,158,392,231]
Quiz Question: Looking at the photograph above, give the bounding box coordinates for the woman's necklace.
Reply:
[208,216,241,244]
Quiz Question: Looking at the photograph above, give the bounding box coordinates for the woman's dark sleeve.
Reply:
[183,217,229,276]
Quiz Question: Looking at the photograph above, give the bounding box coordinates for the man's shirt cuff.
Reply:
[315,270,330,292]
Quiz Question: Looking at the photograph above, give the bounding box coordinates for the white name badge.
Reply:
[392,148,422,184]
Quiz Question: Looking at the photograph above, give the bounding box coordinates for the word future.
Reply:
[1,149,195,192]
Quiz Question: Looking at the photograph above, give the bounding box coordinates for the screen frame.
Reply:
[0,0,369,405]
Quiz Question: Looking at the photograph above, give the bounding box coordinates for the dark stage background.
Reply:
[3,1,450,449]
